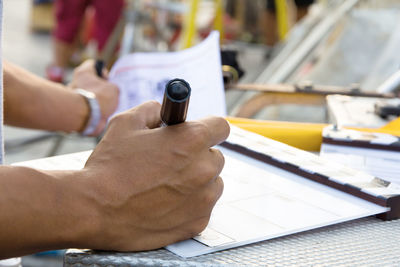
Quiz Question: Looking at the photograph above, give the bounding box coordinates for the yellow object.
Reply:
[227,117,400,151]
[275,0,290,40]
[378,116,400,133]
[182,0,200,49]
[352,117,400,137]
[214,0,224,45]
[181,0,224,49]
[227,117,327,151]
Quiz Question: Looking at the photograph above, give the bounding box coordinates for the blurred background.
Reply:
[3,0,400,266]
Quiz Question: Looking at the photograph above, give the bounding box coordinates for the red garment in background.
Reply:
[54,0,124,51]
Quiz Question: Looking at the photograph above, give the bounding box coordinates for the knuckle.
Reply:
[188,122,210,146]
[205,177,224,204]
[204,190,218,206]
[219,117,231,132]
[140,100,161,111]
[215,177,224,197]
[212,116,230,138]
[213,148,225,168]
[200,163,219,181]
[108,112,127,127]
[216,115,230,127]
[190,217,210,236]
[145,100,161,107]
[137,101,161,116]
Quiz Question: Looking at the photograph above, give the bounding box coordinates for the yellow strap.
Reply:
[227,116,400,151]
[182,0,200,49]
[275,0,290,40]
[227,117,327,151]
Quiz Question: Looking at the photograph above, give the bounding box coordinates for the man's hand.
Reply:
[77,101,230,251]
[0,100,229,258]
[70,60,120,135]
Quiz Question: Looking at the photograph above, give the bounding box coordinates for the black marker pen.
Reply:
[95,59,105,78]
[160,79,191,126]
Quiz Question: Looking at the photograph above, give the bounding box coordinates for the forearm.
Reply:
[4,61,89,132]
[0,166,98,258]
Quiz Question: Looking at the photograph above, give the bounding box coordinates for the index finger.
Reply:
[109,101,162,131]
[198,116,230,147]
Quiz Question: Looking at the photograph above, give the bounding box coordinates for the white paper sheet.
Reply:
[166,146,387,257]
[13,127,388,258]
[109,31,226,119]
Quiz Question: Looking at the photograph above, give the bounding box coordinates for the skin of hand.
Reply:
[75,101,230,251]
[70,59,120,135]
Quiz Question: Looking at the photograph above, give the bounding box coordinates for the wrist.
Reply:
[0,167,102,255]
[76,89,102,136]
[44,169,103,248]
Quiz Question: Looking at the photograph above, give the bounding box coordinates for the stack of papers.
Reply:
[321,126,400,185]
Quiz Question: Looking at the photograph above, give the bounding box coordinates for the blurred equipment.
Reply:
[228,82,394,119]
[181,0,224,48]
[375,101,400,119]
[377,69,400,94]
[228,0,400,124]
[327,95,400,128]
[221,50,245,86]
[30,0,54,32]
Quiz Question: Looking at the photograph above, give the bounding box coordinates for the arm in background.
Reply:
[4,60,118,136]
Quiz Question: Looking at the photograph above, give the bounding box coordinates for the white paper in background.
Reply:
[108,31,226,120]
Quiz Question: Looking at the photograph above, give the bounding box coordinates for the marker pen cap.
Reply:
[160,79,191,125]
